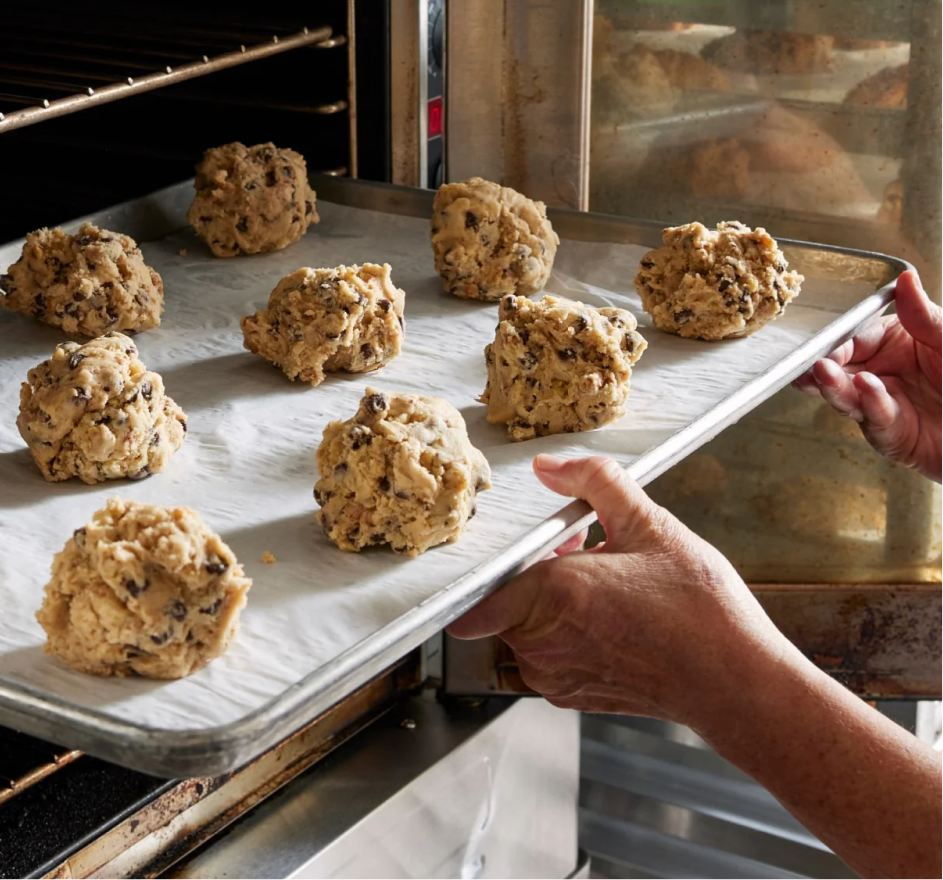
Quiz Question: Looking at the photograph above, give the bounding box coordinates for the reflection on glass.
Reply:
[591,9,910,229]
[589,2,940,584]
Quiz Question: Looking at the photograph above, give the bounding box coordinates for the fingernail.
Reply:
[534,453,566,472]
[905,269,925,293]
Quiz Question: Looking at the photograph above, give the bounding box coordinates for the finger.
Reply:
[553,530,588,556]
[895,270,943,351]
[827,338,855,367]
[792,370,823,396]
[836,318,890,366]
[533,454,661,551]
[446,563,545,640]
[539,529,588,561]
[854,372,901,430]
[812,359,864,422]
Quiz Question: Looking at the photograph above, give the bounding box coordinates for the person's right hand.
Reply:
[794,270,941,482]
[448,455,794,726]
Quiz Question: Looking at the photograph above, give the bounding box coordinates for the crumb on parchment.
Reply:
[178,248,188,257]
[261,551,277,564]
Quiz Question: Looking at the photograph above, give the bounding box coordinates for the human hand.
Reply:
[794,270,941,482]
[447,455,796,727]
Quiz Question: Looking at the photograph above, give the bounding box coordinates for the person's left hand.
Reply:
[793,270,941,482]
[447,454,794,726]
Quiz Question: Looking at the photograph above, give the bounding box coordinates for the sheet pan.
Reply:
[0,177,906,775]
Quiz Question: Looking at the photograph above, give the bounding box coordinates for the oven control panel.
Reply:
[427,0,444,188]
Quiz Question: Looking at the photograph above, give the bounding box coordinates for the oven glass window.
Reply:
[589,1,941,584]
[590,3,919,245]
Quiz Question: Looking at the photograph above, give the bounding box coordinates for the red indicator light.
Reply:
[428,97,443,138]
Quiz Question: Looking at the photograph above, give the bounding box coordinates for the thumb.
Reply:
[533,454,661,551]
[895,270,942,351]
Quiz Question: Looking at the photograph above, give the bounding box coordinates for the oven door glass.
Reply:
[589,0,941,583]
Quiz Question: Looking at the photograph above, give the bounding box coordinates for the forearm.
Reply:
[691,642,942,879]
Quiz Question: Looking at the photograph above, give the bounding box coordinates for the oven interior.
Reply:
[0,4,404,875]
[0,1,940,877]
[0,2,395,243]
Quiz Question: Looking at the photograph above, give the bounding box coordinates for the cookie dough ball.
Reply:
[36,499,251,679]
[593,46,680,125]
[0,223,163,337]
[844,64,908,108]
[635,221,803,340]
[17,332,187,483]
[314,388,491,556]
[686,138,753,200]
[702,30,835,74]
[480,295,647,442]
[187,142,320,258]
[241,263,405,386]
[652,49,732,92]
[430,177,559,302]
[633,106,871,216]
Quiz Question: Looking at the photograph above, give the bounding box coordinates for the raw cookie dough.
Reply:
[632,107,871,216]
[480,294,647,442]
[314,388,491,556]
[430,177,559,302]
[592,43,742,127]
[651,48,732,92]
[844,64,908,108]
[0,223,163,337]
[686,139,753,200]
[18,332,187,483]
[187,142,319,257]
[36,498,251,679]
[241,263,405,385]
[702,30,835,74]
[635,221,804,340]
[593,45,680,124]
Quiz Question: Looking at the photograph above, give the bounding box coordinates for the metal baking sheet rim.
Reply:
[0,177,909,777]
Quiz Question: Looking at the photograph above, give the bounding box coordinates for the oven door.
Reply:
[431,0,941,703]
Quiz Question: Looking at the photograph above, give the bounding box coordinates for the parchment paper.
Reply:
[0,202,871,731]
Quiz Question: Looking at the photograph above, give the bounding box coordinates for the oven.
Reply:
[0,2,939,878]
[0,5,583,877]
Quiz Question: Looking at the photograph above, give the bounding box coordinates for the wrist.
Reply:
[680,616,819,742]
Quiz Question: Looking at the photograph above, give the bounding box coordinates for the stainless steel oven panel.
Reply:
[390,0,426,188]
[445,0,593,210]
[168,697,580,880]
[0,175,908,777]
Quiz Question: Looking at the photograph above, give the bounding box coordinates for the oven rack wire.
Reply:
[0,727,81,806]
[0,25,339,133]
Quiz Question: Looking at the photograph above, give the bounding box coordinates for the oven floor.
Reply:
[0,743,172,879]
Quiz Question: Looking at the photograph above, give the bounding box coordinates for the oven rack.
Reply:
[610,96,905,160]
[0,24,338,133]
[0,727,81,806]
